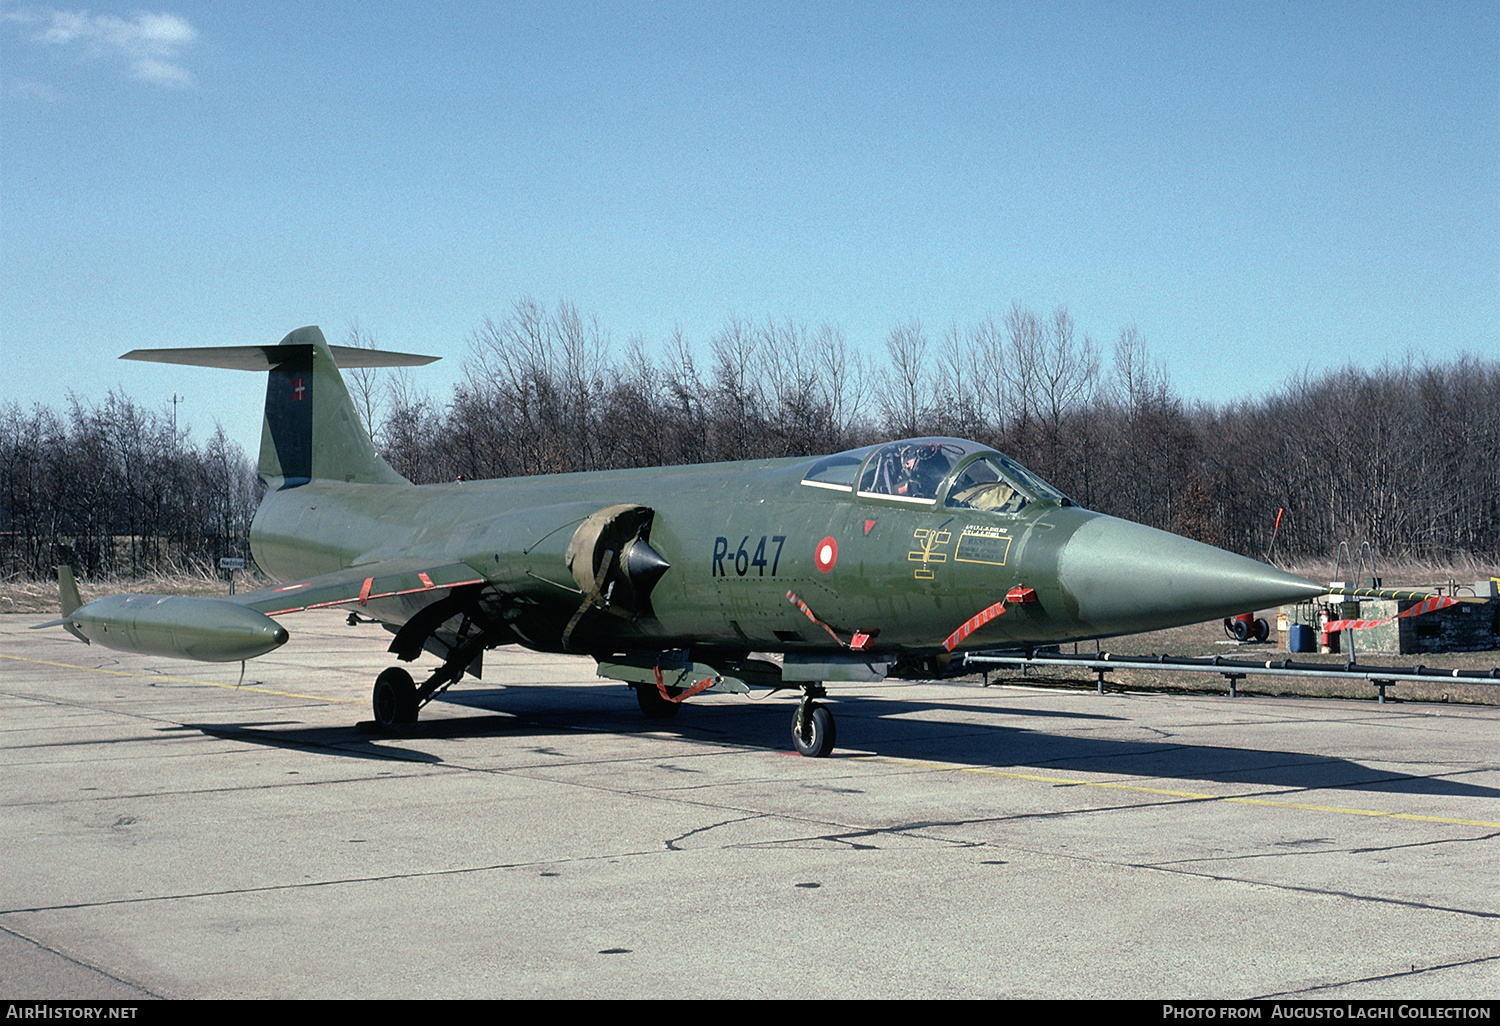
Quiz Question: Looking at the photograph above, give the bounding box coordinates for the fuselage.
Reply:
[249,438,1320,658]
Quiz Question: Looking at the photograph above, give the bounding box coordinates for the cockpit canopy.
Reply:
[800,437,1072,513]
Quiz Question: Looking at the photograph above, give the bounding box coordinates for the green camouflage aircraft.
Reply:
[37,327,1324,756]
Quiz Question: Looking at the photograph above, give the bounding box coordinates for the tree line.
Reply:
[1,392,257,580]
[4,299,1496,581]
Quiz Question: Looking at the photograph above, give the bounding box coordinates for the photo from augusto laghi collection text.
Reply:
[1162,1005,1494,1020]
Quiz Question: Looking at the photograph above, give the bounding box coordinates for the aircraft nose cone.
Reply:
[1057,514,1324,635]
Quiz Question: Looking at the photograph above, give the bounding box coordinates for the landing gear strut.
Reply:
[371,591,507,732]
[791,684,836,758]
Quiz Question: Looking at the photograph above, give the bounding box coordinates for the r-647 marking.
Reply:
[713,535,786,577]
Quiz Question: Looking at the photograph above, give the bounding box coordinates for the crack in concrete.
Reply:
[664,813,765,851]
[1144,829,1500,867]
[0,922,164,999]
[1135,861,1500,920]
[0,850,667,916]
[1255,951,1500,998]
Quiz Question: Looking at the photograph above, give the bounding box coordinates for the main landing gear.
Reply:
[372,643,495,730]
[370,590,506,732]
[372,667,419,727]
[634,681,682,720]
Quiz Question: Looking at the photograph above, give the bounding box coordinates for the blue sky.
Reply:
[3,2,1496,457]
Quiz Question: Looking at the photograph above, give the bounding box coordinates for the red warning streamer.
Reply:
[1324,594,1459,633]
[944,598,1009,651]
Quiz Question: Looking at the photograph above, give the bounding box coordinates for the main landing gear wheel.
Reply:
[635,682,682,720]
[792,702,836,758]
[373,667,419,729]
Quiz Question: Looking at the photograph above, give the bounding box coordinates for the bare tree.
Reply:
[970,315,1008,442]
[709,314,762,460]
[1110,324,1169,410]
[1002,302,1044,443]
[383,367,442,482]
[881,319,933,439]
[1036,307,1099,430]
[935,320,985,439]
[814,320,870,446]
[756,316,834,456]
[343,320,384,441]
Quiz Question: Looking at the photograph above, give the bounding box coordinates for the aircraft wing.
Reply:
[229,560,488,616]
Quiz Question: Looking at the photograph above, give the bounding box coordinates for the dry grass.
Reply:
[0,570,258,614]
[1279,554,1499,591]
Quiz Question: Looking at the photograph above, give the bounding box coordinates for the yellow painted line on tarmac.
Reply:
[0,652,360,704]
[868,756,1500,829]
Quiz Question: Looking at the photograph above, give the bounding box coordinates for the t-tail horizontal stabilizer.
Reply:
[122,327,439,489]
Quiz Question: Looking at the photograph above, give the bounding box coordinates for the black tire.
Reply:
[1253,618,1270,643]
[1222,618,1237,639]
[373,667,418,729]
[791,702,836,758]
[1233,618,1252,642]
[635,682,681,720]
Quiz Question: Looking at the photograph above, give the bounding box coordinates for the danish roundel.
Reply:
[814,536,838,573]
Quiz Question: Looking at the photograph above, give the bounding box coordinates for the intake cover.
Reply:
[564,504,671,616]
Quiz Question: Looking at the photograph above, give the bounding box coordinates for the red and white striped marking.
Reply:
[654,665,719,704]
[1324,594,1459,633]
[944,598,1009,652]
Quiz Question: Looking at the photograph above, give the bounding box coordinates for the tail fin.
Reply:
[122,326,437,489]
[58,564,83,616]
[31,565,90,641]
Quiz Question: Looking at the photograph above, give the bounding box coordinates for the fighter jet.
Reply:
[37,327,1325,756]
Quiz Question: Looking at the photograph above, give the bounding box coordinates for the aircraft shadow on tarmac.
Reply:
[184,683,1500,800]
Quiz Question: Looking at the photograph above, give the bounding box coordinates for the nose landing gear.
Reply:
[791,684,836,758]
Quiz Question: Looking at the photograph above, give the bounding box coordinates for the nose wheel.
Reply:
[791,685,836,758]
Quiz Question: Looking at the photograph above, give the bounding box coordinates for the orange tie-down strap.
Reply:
[1324,594,1459,633]
[653,664,720,704]
[784,591,876,651]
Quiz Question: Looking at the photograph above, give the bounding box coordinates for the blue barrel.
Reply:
[1288,624,1315,653]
